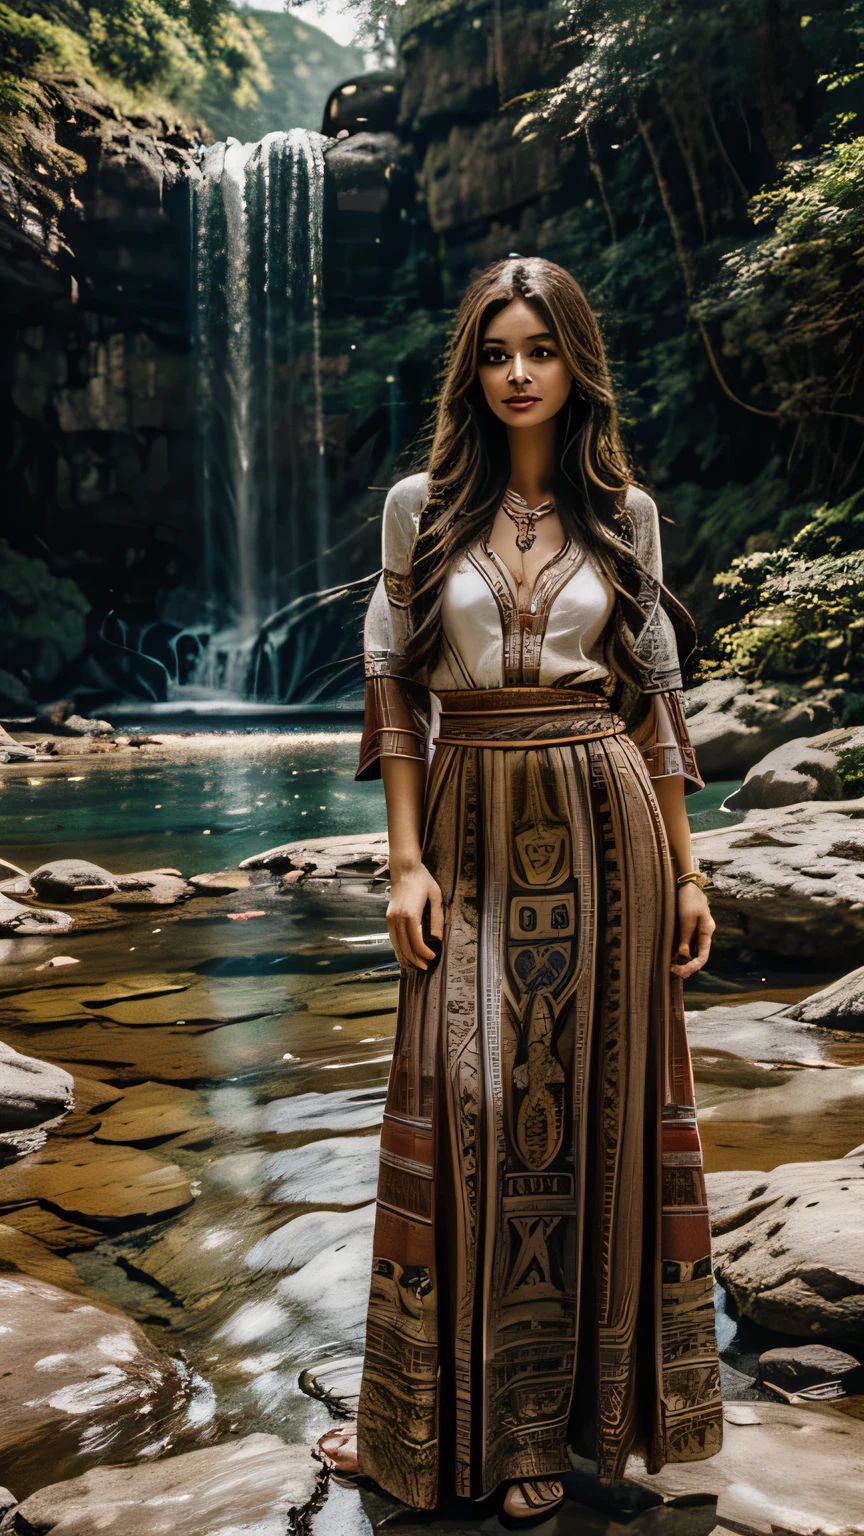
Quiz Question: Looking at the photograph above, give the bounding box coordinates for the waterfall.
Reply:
[192,130,330,692]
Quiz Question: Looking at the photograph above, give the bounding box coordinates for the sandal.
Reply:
[500,1477,565,1529]
[314,1424,360,1478]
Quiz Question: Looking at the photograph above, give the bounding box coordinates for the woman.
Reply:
[317,256,722,1525]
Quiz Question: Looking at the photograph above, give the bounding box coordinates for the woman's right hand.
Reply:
[387,862,444,971]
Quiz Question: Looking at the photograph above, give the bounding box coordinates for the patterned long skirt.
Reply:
[356,687,723,1510]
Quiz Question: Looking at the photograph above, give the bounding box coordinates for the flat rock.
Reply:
[108,870,193,907]
[758,1344,863,1396]
[0,1042,72,1131]
[691,798,864,959]
[0,1433,318,1536]
[189,870,251,895]
[683,678,838,779]
[29,860,119,902]
[93,1082,214,1146]
[240,831,390,880]
[302,979,400,1017]
[0,895,74,936]
[0,1138,194,1225]
[706,1151,864,1344]
[785,964,864,1032]
[623,1401,864,1534]
[725,726,864,810]
[0,1205,104,1253]
[96,975,298,1026]
[0,1275,215,1499]
[0,1224,87,1292]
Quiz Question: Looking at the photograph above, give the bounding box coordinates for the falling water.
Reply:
[193,130,330,691]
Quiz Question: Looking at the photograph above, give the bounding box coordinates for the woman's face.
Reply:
[477,297,573,428]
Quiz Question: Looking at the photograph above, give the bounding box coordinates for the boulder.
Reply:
[29,860,118,902]
[758,1344,863,1397]
[725,725,864,810]
[683,677,837,779]
[0,1042,73,1131]
[0,895,74,936]
[0,1275,216,1499]
[705,1152,864,1345]
[0,1433,318,1536]
[691,797,864,959]
[784,964,864,1031]
[61,714,115,736]
[623,1401,864,1536]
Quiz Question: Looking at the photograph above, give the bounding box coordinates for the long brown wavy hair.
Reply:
[405,256,696,700]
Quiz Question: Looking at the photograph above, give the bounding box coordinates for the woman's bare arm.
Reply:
[651,773,715,980]
[381,755,444,971]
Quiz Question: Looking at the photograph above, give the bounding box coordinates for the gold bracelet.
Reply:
[676,870,713,891]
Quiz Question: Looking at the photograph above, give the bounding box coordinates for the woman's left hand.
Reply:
[671,883,715,979]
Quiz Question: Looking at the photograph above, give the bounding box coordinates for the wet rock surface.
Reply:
[692,797,864,959]
[724,725,864,810]
[706,1152,864,1344]
[0,1275,215,1499]
[0,1042,72,1130]
[0,1434,319,1536]
[0,1138,195,1224]
[240,831,390,884]
[684,678,838,779]
[623,1401,864,1536]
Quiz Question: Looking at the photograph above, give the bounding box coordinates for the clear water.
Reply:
[0,729,380,874]
[1,736,854,1529]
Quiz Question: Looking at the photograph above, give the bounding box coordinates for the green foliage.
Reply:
[0,541,90,686]
[694,135,864,432]
[0,0,269,117]
[836,744,864,796]
[710,490,864,683]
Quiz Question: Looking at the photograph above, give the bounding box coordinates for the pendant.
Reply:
[501,488,555,554]
[511,513,540,553]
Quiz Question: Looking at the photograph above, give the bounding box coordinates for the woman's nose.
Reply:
[509,351,530,383]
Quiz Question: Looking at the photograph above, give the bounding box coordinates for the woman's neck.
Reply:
[506,417,558,506]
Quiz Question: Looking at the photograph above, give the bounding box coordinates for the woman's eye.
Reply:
[481,350,507,364]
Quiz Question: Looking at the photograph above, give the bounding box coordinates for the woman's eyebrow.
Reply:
[481,331,555,344]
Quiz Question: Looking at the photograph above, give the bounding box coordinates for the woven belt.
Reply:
[433,687,627,749]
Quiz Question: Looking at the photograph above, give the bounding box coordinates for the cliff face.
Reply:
[398,0,581,298]
[0,71,201,701]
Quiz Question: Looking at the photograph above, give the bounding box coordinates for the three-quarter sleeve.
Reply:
[627,689,705,791]
[623,486,704,794]
[355,473,430,783]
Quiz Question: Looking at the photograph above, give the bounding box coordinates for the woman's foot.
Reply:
[316,1424,359,1473]
[502,1478,564,1524]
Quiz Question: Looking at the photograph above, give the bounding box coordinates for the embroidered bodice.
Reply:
[432,537,615,691]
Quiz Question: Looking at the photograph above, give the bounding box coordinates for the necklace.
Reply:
[501,487,556,553]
